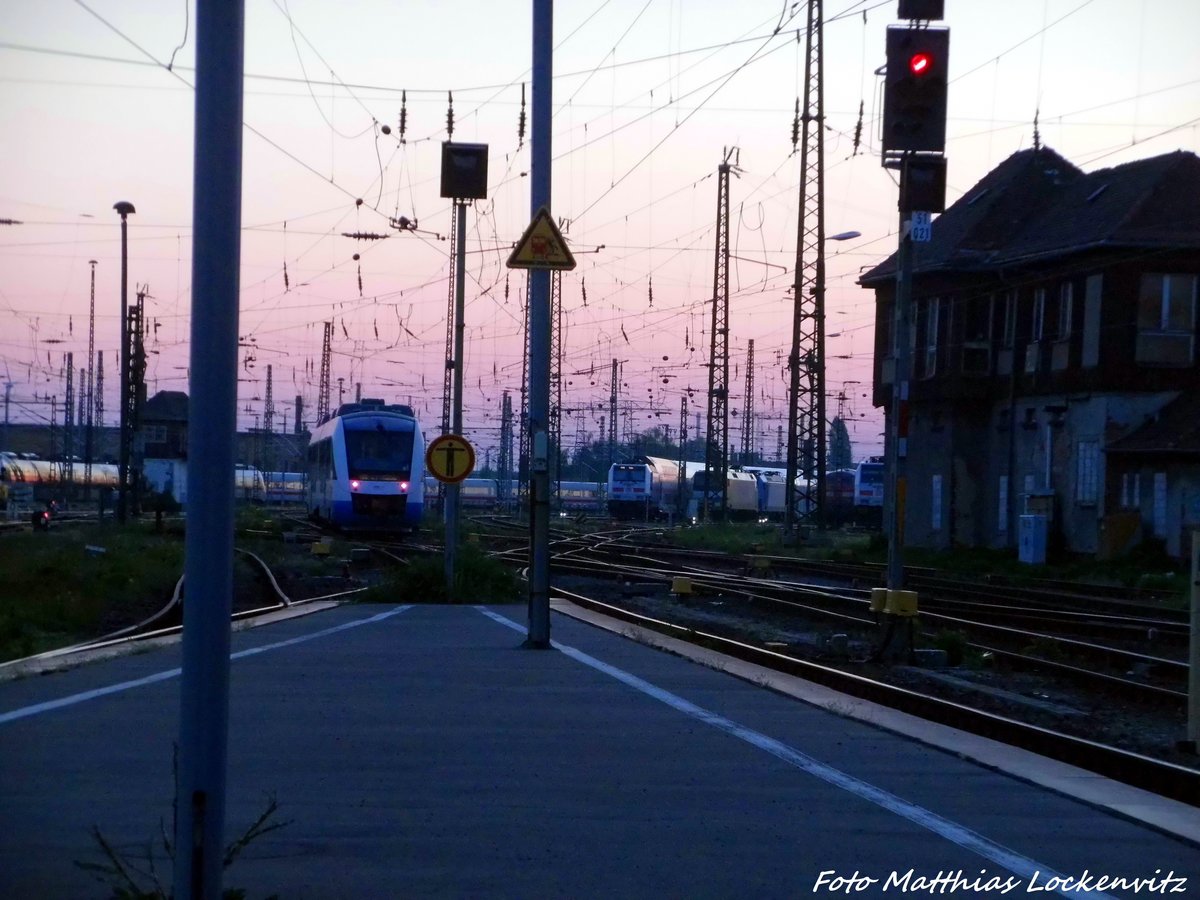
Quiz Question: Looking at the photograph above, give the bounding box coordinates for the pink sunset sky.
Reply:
[2,0,1197,463]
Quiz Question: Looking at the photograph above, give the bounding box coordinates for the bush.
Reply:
[931,629,969,667]
[360,544,522,604]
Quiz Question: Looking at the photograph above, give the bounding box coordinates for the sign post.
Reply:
[426,434,476,598]
[507,191,574,647]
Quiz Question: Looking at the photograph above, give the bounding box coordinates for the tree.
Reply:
[829,416,853,470]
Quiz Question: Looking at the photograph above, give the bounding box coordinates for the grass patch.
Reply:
[358,544,522,604]
[669,523,786,556]
[0,524,184,661]
[667,522,874,561]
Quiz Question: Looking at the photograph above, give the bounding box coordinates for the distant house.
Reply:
[142,390,189,460]
[861,146,1200,559]
[142,391,190,503]
[139,389,308,505]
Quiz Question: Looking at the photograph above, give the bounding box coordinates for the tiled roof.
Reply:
[143,390,189,422]
[1107,391,1200,456]
[861,148,1200,283]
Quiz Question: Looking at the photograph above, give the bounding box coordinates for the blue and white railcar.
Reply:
[853,457,885,508]
[234,464,267,502]
[460,478,501,508]
[690,469,759,520]
[263,472,306,504]
[306,400,424,530]
[607,456,684,520]
[556,481,605,515]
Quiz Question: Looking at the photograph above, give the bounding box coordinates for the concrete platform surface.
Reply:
[0,602,1197,899]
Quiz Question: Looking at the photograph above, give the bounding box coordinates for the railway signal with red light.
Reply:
[883,26,950,154]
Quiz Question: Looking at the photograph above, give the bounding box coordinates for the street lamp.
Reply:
[113,201,135,524]
[784,228,860,537]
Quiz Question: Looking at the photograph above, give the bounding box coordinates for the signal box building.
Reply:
[861,146,1200,559]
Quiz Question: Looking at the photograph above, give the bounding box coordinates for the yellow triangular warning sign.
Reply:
[507,206,576,271]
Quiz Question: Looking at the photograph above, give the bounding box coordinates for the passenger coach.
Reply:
[306,400,425,530]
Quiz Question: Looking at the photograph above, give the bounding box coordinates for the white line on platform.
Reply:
[475,606,1112,900]
[0,605,412,726]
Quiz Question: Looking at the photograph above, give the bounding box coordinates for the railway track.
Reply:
[536,539,1190,700]
[7,521,1194,806]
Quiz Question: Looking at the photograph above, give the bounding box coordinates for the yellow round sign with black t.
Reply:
[426,434,476,483]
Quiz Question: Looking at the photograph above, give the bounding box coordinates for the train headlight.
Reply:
[399,481,409,493]
[350,480,360,490]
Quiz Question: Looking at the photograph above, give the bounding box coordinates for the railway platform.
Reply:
[1,600,1197,898]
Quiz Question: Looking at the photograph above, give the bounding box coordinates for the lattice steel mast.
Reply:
[84,260,97,495]
[441,202,459,438]
[95,352,104,428]
[263,364,275,480]
[676,395,688,516]
[124,286,147,516]
[741,339,755,465]
[63,353,74,488]
[608,359,619,469]
[550,269,564,504]
[498,390,513,510]
[704,149,737,520]
[317,320,332,423]
[785,0,826,533]
[519,278,531,509]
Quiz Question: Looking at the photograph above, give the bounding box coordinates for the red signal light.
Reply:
[909,52,933,76]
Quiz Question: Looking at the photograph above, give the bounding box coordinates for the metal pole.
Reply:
[445,199,466,598]
[113,202,135,523]
[526,0,552,647]
[886,206,914,592]
[174,1,244,896]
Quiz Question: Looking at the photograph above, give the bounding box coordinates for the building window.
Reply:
[1136,273,1196,367]
[1032,288,1046,342]
[1058,282,1074,339]
[921,297,940,378]
[1002,290,1017,348]
[1075,440,1098,506]
[961,295,993,375]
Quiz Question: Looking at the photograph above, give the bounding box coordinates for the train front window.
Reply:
[860,466,883,485]
[345,427,414,481]
[613,466,643,482]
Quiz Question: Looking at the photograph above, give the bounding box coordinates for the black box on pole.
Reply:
[897,0,944,20]
[901,155,947,213]
[440,142,489,200]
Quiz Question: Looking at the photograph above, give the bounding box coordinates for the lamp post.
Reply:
[113,201,135,524]
[784,229,859,536]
